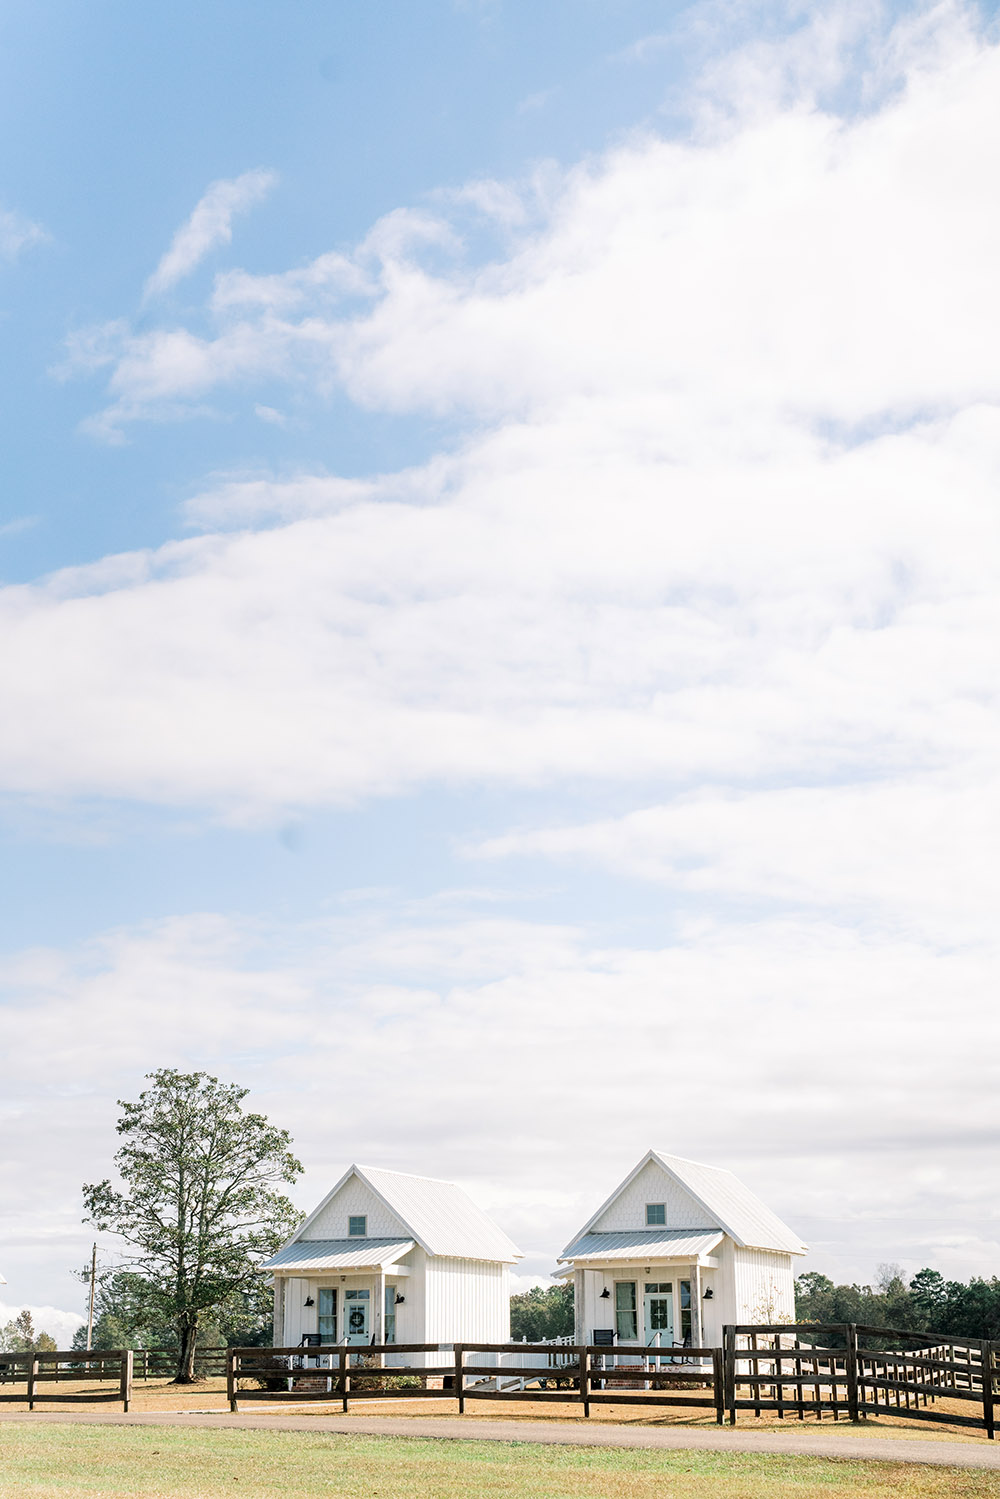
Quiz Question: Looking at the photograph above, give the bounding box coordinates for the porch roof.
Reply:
[263,1237,415,1272]
[558,1229,724,1263]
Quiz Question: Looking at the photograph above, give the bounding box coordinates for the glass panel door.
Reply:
[344,1288,370,1345]
[643,1282,674,1352]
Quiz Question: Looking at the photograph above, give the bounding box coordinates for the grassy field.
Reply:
[1,1426,999,1499]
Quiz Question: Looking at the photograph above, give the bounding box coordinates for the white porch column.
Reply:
[375,1269,385,1366]
[274,1277,285,1347]
[693,1263,703,1347]
[574,1270,586,1345]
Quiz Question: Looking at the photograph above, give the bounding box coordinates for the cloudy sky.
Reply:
[2,0,1000,1337]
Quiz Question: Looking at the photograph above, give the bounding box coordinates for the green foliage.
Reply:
[68,1267,275,1352]
[510,1282,574,1341]
[795,1264,1000,1340]
[0,1309,57,1353]
[83,1068,302,1381]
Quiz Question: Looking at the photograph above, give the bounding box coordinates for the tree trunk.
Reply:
[174,1316,200,1383]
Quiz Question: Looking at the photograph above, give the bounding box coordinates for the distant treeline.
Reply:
[796,1266,1000,1340]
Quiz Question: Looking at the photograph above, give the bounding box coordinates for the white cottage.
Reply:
[264,1164,521,1354]
[558,1150,806,1350]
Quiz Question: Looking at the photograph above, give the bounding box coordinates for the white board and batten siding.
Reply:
[426,1256,510,1343]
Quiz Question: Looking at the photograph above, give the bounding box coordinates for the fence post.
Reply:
[580,1347,591,1419]
[28,1355,38,1412]
[712,1346,724,1425]
[227,1347,238,1412]
[455,1345,465,1415]
[723,1326,736,1425]
[845,1325,859,1423]
[983,1341,995,1441]
[120,1349,133,1413]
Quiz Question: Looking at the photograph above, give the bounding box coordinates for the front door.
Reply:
[344,1288,370,1345]
[643,1282,674,1350]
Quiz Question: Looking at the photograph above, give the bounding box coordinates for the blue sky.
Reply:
[3,0,1000,1337]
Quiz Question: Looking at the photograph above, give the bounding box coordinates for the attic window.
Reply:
[646,1203,666,1226]
[348,1215,367,1237]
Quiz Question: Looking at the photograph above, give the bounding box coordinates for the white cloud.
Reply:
[0,1302,84,1346]
[144,169,277,299]
[2,899,999,1309]
[473,776,1000,945]
[7,4,1000,1315]
[0,207,46,261]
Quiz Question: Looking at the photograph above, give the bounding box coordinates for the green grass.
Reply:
[1,1426,999,1499]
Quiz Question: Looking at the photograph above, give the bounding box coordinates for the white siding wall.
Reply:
[732,1247,796,1324]
[389,1248,427,1346]
[305,1175,409,1239]
[425,1257,509,1343]
[590,1160,718,1232]
[279,1277,311,1347]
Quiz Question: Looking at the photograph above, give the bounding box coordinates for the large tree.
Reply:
[83,1069,302,1382]
[510,1283,574,1342]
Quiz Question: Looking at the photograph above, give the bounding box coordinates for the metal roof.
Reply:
[559,1229,724,1262]
[651,1152,806,1255]
[287,1164,522,1264]
[567,1150,806,1257]
[263,1237,415,1272]
[356,1165,522,1263]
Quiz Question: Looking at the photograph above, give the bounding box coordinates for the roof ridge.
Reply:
[356,1163,460,1188]
[653,1150,731,1171]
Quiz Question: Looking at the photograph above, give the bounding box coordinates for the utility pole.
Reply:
[86,1243,97,1351]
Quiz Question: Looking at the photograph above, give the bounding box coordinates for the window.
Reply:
[644,1282,673,1293]
[348,1215,367,1237]
[384,1285,397,1345]
[679,1280,693,1345]
[318,1287,337,1344]
[646,1203,666,1226]
[614,1281,637,1340]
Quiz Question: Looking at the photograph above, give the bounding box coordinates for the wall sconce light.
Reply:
[600,1287,611,1299]
[395,1293,405,1305]
[702,1287,714,1300]
[304,1296,315,1307]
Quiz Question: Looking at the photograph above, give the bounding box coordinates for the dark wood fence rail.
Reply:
[1,1325,992,1436]
[725,1323,996,1439]
[0,1350,133,1411]
[226,1342,725,1421]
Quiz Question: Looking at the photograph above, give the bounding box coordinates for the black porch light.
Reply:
[702,1287,714,1300]
[600,1287,611,1299]
[395,1293,405,1305]
[304,1296,315,1307]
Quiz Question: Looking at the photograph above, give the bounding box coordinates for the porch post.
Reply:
[574,1269,586,1345]
[375,1269,385,1366]
[272,1277,284,1348]
[694,1262,703,1347]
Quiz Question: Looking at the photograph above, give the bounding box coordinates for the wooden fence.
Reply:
[0,1349,133,1411]
[226,1342,725,1421]
[1,1325,994,1436]
[725,1324,996,1438]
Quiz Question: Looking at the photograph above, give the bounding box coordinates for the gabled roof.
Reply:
[559,1229,724,1263]
[290,1164,522,1264]
[566,1150,806,1257]
[264,1238,415,1272]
